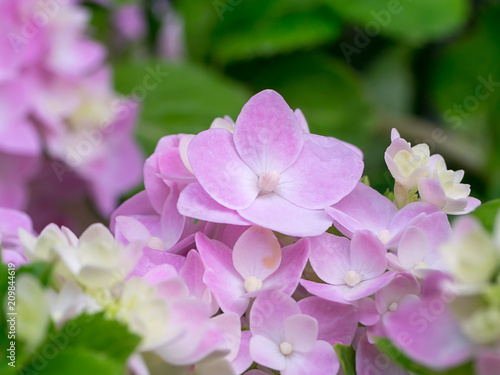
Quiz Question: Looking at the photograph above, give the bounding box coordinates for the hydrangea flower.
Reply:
[249,290,340,375]
[385,129,479,214]
[196,226,309,315]
[385,129,430,190]
[418,154,481,214]
[0,0,143,227]
[301,231,395,304]
[382,273,474,370]
[178,89,364,236]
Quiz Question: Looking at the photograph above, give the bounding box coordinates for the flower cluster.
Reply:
[2,89,496,375]
[0,0,142,229]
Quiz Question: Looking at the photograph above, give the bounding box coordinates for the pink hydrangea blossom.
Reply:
[0,0,142,228]
[301,231,395,304]
[196,226,309,315]
[178,89,364,236]
[249,290,340,375]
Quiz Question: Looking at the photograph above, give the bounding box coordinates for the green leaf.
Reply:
[374,337,434,375]
[113,61,250,156]
[20,312,141,374]
[364,47,414,114]
[333,344,356,375]
[21,348,123,375]
[177,0,341,63]
[16,262,53,287]
[373,337,475,375]
[327,0,469,44]
[471,198,500,232]
[210,1,341,63]
[55,312,141,364]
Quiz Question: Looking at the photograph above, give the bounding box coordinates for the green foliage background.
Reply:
[97,0,500,204]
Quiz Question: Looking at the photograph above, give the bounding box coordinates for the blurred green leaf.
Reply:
[114,61,250,155]
[210,1,341,63]
[364,47,414,114]
[327,0,469,44]
[229,52,374,147]
[177,0,341,63]
[22,348,123,375]
[16,262,53,287]
[430,4,500,198]
[374,337,475,375]
[374,337,433,375]
[20,312,140,374]
[471,198,500,232]
[333,344,356,375]
[58,312,141,364]
[430,5,500,122]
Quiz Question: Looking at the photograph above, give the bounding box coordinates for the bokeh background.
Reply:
[5,0,500,232]
[108,0,500,201]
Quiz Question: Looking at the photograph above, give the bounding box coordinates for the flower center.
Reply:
[244,276,263,293]
[257,170,280,194]
[280,341,293,356]
[389,302,399,312]
[344,270,362,287]
[377,230,392,245]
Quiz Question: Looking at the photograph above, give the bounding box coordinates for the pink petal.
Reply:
[211,312,242,361]
[345,272,396,301]
[142,263,178,285]
[0,120,41,155]
[375,273,421,315]
[158,147,194,180]
[111,191,156,233]
[232,330,253,374]
[397,227,427,269]
[128,248,185,278]
[188,129,258,209]
[250,290,300,342]
[350,230,387,279]
[450,196,481,215]
[159,185,186,249]
[179,251,211,305]
[238,193,333,237]
[391,128,401,141]
[294,108,310,133]
[234,90,303,175]
[300,280,351,304]
[284,314,318,353]
[196,233,247,315]
[115,215,152,244]
[285,340,339,375]
[177,183,253,226]
[2,249,28,268]
[388,202,440,239]
[233,226,282,280]
[384,277,474,369]
[249,335,286,371]
[326,182,397,237]
[264,238,309,295]
[277,134,363,209]
[0,208,33,235]
[418,177,447,208]
[298,297,358,345]
[354,297,380,326]
[144,153,169,214]
[308,233,351,285]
